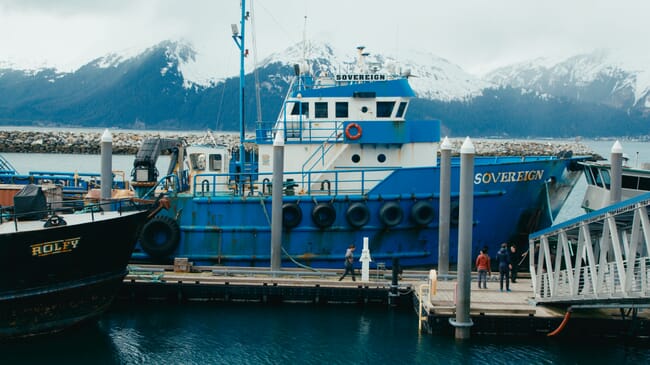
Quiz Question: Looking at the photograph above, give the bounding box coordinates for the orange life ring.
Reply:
[345,123,362,140]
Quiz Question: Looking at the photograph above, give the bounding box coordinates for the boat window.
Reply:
[584,167,595,186]
[396,102,407,118]
[589,166,603,187]
[622,175,639,190]
[377,154,386,163]
[376,102,395,117]
[361,106,368,113]
[290,102,309,116]
[209,154,223,172]
[601,169,611,189]
[336,102,348,118]
[351,154,360,163]
[190,153,207,170]
[315,102,328,118]
[639,177,650,191]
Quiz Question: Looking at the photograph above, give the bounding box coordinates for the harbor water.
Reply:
[2,139,650,363]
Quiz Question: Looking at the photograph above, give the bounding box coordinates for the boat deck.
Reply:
[0,210,139,234]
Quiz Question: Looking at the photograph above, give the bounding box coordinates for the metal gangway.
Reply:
[529,192,650,306]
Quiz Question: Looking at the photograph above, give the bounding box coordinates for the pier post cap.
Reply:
[440,136,452,150]
[101,129,112,143]
[460,136,475,154]
[273,127,284,147]
[611,140,623,154]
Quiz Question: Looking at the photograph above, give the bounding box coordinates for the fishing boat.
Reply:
[0,184,163,339]
[128,0,588,268]
[581,155,650,212]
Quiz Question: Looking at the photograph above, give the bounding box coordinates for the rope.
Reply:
[258,197,320,272]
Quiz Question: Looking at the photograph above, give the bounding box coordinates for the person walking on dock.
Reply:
[496,243,511,292]
[509,244,520,283]
[475,249,491,289]
[338,244,356,281]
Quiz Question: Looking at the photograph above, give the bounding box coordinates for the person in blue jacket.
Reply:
[496,243,512,292]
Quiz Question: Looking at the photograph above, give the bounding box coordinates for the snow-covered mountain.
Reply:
[257,41,490,102]
[486,50,650,112]
[0,40,649,136]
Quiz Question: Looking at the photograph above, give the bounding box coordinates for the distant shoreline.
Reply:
[0,129,597,157]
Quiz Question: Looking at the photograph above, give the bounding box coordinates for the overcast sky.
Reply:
[0,0,648,77]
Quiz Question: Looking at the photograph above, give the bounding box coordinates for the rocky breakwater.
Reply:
[0,130,597,158]
[0,130,244,155]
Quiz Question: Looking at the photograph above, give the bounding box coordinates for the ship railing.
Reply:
[300,127,344,180]
[190,167,393,198]
[0,198,144,232]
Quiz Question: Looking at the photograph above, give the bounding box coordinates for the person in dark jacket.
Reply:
[496,243,511,292]
[510,244,520,283]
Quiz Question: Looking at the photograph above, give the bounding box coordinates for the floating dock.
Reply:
[118,264,649,338]
[413,276,649,338]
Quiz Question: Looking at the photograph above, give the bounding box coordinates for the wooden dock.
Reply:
[118,264,649,338]
[119,264,415,306]
[412,276,650,337]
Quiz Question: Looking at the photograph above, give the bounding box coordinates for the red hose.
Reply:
[547,310,572,337]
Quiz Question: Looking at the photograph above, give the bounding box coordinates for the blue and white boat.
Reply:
[129,1,587,268]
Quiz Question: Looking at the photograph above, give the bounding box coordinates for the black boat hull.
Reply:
[0,209,150,339]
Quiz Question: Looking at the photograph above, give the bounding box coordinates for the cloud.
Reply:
[0,0,647,75]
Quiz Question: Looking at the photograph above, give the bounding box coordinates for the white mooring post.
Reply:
[610,140,623,205]
[100,129,113,209]
[360,236,372,282]
[438,136,452,276]
[270,129,284,271]
[452,136,475,340]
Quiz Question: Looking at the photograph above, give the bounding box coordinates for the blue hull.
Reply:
[131,156,584,268]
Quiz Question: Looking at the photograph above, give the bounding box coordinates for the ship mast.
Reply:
[232,0,247,186]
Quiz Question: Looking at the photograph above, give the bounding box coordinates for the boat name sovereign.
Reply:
[335,74,387,81]
[474,170,544,184]
[31,237,81,257]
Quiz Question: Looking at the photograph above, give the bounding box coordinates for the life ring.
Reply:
[139,215,181,260]
[282,203,302,229]
[410,201,435,226]
[345,123,362,140]
[379,202,403,227]
[346,202,370,228]
[311,203,336,228]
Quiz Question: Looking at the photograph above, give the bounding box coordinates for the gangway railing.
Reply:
[529,192,650,304]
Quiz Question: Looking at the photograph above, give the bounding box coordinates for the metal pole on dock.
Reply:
[453,137,475,340]
[100,129,113,208]
[610,140,623,205]
[438,137,452,276]
[270,129,284,271]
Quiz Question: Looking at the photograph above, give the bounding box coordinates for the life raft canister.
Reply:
[410,201,435,226]
[139,215,181,260]
[311,203,336,228]
[345,123,362,140]
[346,202,370,228]
[282,203,302,229]
[379,201,403,227]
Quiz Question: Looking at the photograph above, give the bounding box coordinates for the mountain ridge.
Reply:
[0,40,648,137]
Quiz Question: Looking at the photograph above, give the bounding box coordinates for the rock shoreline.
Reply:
[0,130,596,157]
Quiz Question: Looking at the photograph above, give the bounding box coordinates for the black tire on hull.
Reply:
[282,203,302,229]
[312,203,336,228]
[410,201,435,226]
[379,201,403,227]
[346,202,370,228]
[139,216,181,260]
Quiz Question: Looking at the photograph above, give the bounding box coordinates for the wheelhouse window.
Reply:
[638,177,650,191]
[396,102,407,118]
[190,153,207,170]
[622,175,639,190]
[209,154,223,172]
[315,102,328,118]
[290,102,309,116]
[336,102,348,118]
[376,101,395,117]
